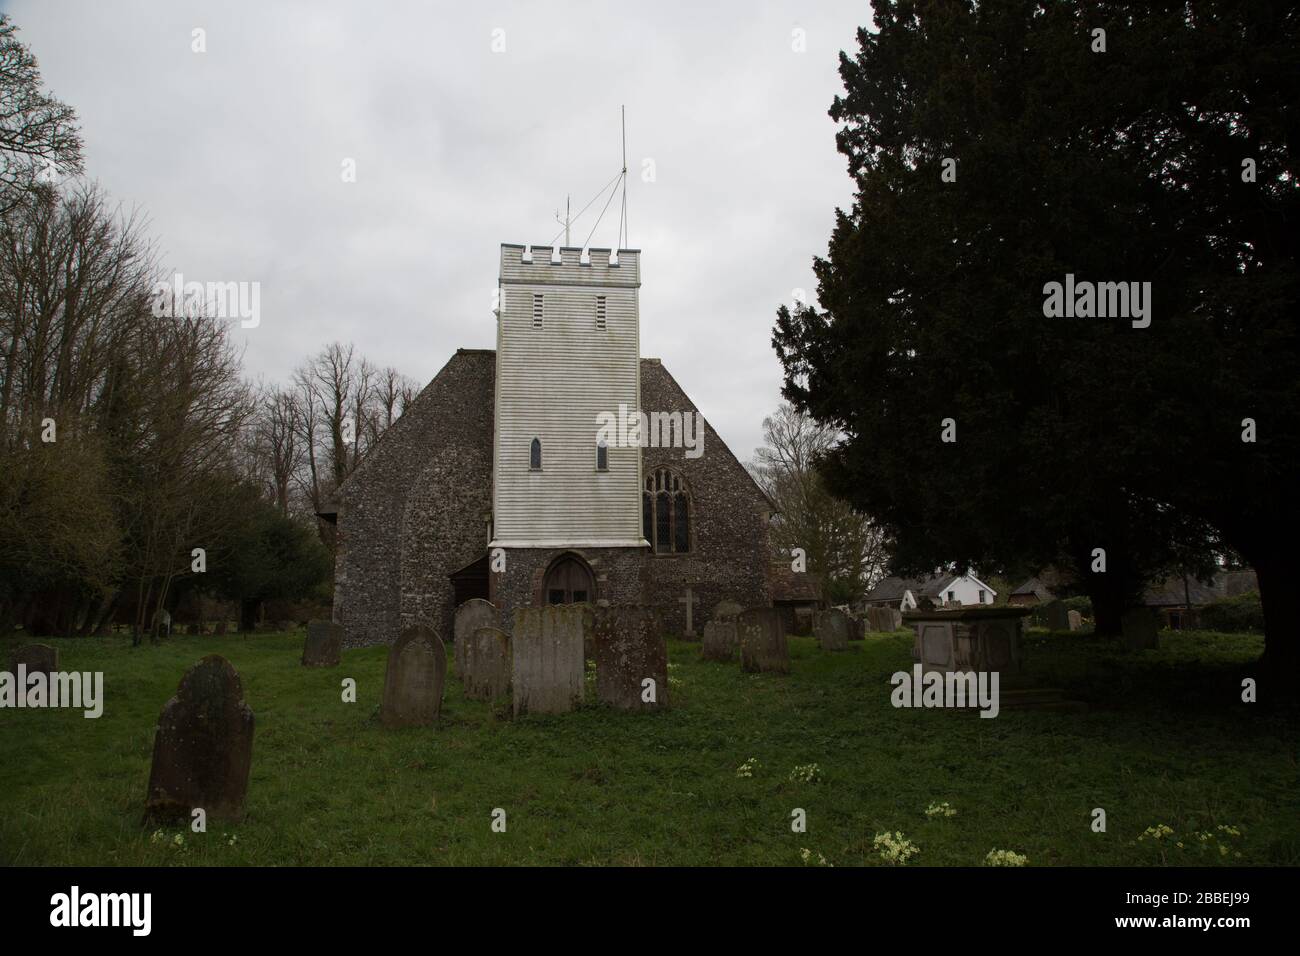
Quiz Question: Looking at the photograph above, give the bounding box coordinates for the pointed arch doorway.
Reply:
[543,553,595,605]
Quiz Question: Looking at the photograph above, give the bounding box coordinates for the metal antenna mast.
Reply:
[554,194,571,246]
[619,105,628,250]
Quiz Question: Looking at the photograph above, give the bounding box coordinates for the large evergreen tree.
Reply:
[773,1,1299,694]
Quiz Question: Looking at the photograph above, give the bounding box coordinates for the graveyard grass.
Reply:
[2,628,1298,867]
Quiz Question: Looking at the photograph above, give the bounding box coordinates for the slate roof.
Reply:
[1011,576,1054,601]
[864,574,954,602]
[769,563,824,603]
[1142,571,1258,607]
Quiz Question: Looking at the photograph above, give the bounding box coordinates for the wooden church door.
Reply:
[544,556,595,605]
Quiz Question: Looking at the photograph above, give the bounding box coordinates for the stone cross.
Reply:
[677,587,700,637]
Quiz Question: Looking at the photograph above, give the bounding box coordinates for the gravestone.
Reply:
[301,621,343,666]
[814,608,851,651]
[1120,607,1159,651]
[1067,609,1083,632]
[381,625,447,728]
[511,605,587,716]
[214,620,228,636]
[713,600,742,623]
[867,606,903,633]
[143,655,254,824]
[9,643,58,678]
[738,607,789,674]
[454,599,498,679]
[1044,600,1070,631]
[848,614,866,641]
[592,606,668,711]
[701,620,737,662]
[464,626,512,702]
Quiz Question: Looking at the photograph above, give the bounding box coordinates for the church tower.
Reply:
[490,243,646,549]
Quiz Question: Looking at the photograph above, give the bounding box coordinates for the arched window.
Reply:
[642,468,690,553]
[596,439,608,472]
[529,438,542,471]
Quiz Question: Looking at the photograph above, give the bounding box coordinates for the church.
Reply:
[326,243,774,646]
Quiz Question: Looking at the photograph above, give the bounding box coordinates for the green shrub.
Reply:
[1199,591,1264,633]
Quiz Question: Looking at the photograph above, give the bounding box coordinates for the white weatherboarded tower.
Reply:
[490,243,646,548]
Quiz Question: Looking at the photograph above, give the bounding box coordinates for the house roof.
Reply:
[1142,570,1258,608]
[768,563,823,603]
[864,574,953,602]
[866,571,997,603]
[1011,576,1054,600]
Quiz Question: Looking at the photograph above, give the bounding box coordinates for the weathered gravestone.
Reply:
[738,607,790,674]
[592,606,668,711]
[1044,600,1070,631]
[9,643,58,678]
[867,606,903,633]
[713,600,743,622]
[143,655,254,824]
[1120,607,1159,651]
[214,620,228,636]
[1067,609,1083,632]
[464,626,512,702]
[701,620,737,662]
[381,625,447,728]
[511,605,587,716]
[454,599,499,680]
[848,614,866,641]
[301,620,343,667]
[814,608,852,651]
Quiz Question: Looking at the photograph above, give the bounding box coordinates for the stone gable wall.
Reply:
[637,359,772,633]
[334,350,495,647]
[334,351,772,645]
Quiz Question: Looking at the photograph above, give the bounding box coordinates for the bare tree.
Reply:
[752,402,887,603]
[0,15,84,216]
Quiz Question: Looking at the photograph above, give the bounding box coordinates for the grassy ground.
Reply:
[2,627,1297,866]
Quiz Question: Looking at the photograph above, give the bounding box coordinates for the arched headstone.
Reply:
[701,620,737,662]
[381,625,447,727]
[9,643,58,679]
[143,655,254,824]
[464,626,512,702]
[454,599,498,678]
[814,608,851,650]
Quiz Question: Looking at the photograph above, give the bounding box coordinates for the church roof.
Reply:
[337,348,771,515]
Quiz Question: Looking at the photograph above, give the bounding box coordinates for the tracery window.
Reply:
[642,467,690,553]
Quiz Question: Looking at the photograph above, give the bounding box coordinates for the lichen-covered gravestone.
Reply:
[1120,607,1159,651]
[301,621,343,666]
[592,606,668,711]
[381,625,447,727]
[511,605,586,716]
[738,607,790,674]
[713,600,742,621]
[1067,609,1083,632]
[143,655,254,824]
[464,626,512,702]
[701,620,737,662]
[454,599,498,681]
[814,608,851,651]
[9,643,58,678]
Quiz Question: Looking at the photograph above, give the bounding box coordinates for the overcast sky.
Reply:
[9,0,870,462]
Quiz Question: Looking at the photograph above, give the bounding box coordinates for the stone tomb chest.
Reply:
[903,606,1030,675]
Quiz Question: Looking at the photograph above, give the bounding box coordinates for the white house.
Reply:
[864,572,998,610]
